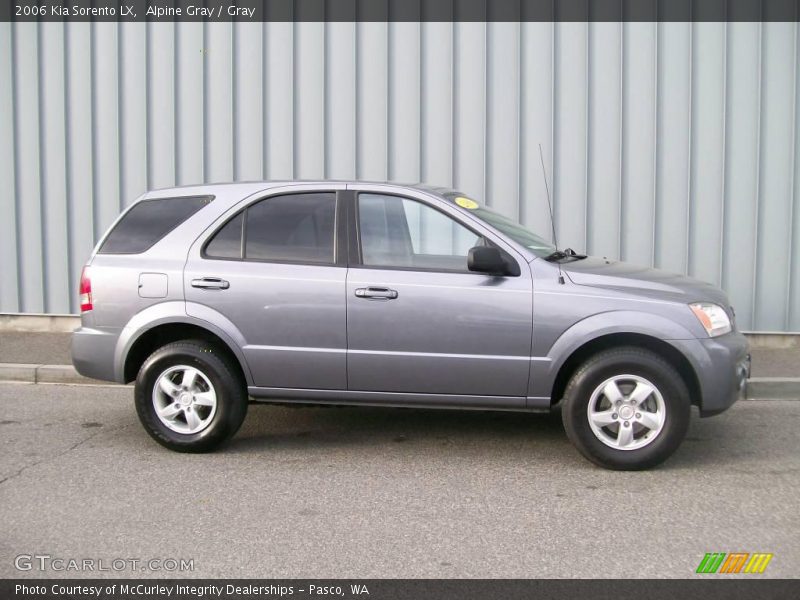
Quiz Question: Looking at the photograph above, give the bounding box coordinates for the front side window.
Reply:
[204,193,336,264]
[358,194,482,271]
[442,192,555,257]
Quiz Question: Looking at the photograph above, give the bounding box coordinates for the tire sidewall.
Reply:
[135,342,246,452]
[563,349,690,470]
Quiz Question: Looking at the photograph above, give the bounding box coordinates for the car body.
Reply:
[72,181,750,469]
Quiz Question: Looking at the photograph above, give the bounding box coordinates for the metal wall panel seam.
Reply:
[751,20,764,328]
[323,20,329,179]
[719,20,729,289]
[90,21,98,240]
[452,20,458,189]
[223,21,238,179]
[786,20,799,329]
[518,20,524,226]
[451,20,456,194]
[117,22,125,212]
[685,21,693,275]
[231,22,238,179]
[551,19,557,233]
[517,21,524,226]
[292,20,297,180]
[36,21,49,311]
[261,20,267,179]
[145,23,152,189]
[482,20,488,205]
[416,21,427,184]
[584,20,590,254]
[651,20,658,268]
[354,20,359,179]
[386,19,393,181]
[550,19,555,244]
[386,19,391,182]
[618,21,624,260]
[485,21,491,207]
[62,23,74,312]
[174,22,180,183]
[0,23,19,310]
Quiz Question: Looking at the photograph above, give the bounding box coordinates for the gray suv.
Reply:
[72,182,750,470]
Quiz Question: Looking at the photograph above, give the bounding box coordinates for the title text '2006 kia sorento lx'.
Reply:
[72,182,750,470]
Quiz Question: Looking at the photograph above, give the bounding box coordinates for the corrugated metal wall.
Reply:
[1,20,799,331]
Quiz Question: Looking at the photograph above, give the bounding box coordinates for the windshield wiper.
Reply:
[544,248,587,262]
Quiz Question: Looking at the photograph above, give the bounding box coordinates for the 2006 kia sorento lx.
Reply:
[72,182,750,470]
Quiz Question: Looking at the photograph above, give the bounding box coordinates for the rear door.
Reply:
[185,185,348,390]
[345,187,533,402]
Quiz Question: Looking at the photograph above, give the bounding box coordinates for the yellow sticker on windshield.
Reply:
[454,196,479,209]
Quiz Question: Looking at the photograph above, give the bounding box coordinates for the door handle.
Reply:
[355,287,398,300]
[191,277,230,290]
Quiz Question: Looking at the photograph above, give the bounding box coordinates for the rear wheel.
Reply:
[135,340,247,452]
[561,347,690,470]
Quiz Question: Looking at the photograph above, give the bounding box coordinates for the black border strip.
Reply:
[2,579,798,600]
[4,0,800,23]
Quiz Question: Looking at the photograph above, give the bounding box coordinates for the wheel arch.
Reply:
[549,332,702,409]
[123,321,250,385]
[119,310,252,386]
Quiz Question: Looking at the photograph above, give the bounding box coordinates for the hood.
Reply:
[560,256,731,307]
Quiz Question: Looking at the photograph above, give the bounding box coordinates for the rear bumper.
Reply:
[71,327,120,383]
[671,331,750,417]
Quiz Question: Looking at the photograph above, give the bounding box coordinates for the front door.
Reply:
[185,189,347,390]
[346,191,533,399]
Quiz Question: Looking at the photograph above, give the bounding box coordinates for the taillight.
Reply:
[79,267,93,312]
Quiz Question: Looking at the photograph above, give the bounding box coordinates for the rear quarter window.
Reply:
[99,195,213,254]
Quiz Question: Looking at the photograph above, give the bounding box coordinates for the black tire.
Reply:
[561,347,690,470]
[134,339,248,452]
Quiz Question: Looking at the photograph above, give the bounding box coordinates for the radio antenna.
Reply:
[538,143,565,284]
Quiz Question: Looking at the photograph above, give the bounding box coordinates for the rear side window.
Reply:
[99,195,212,254]
[204,193,336,264]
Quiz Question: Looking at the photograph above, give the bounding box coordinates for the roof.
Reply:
[142,180,459,199]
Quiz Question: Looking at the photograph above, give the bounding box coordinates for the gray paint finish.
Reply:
[71,180,749,423]
[1,21,799,332]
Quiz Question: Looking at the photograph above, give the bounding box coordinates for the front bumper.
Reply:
[671,331,750,417]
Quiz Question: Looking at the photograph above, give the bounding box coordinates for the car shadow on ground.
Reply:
[229,403,569,451]
[215,402,786,472]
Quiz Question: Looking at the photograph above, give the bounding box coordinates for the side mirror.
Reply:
[468,246,513,276]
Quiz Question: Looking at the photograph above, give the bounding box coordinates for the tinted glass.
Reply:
[99,195,212,254]
[358,194,481,270]
[442,192,555,257]
[245,193,336,263]
[205,212,244,259]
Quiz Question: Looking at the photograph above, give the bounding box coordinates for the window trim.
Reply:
[200,190,342,267]
[98,194,214,255]
[351,191,521,277]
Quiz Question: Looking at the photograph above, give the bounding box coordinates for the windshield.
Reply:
[444,194,556,258]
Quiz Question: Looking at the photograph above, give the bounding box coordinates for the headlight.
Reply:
[689,302,732,337]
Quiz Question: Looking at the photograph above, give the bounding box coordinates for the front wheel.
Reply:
[561,347,690,470]
[134,340,248,452]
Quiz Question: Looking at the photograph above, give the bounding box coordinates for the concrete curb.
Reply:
[746,377,800,400]
[0,363,798,398]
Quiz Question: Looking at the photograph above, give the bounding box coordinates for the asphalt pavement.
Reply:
[0,382,797,579]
